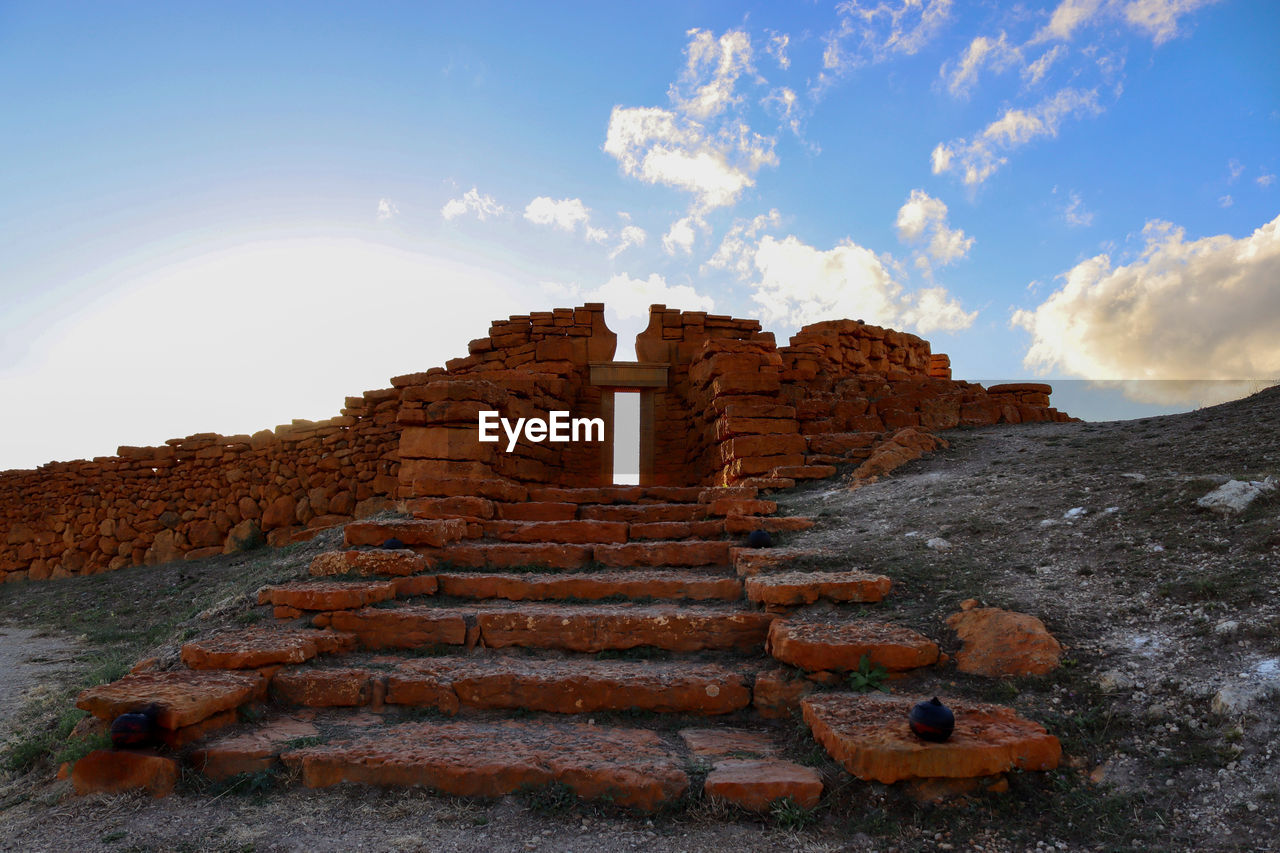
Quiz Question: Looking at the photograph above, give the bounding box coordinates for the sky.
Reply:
[1,0,1278,471]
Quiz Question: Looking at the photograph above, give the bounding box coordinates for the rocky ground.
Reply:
[0,387,1276,852]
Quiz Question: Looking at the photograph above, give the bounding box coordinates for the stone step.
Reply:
[579,503,709,523]
[723,515,814,535]
[435,569,742,602]
[593,540,731,568]
[770,464,837,481]
[495,501,579,522]
[767,617,940,673]
[526,485,705,504]
[482,519,631,544]
[180,628,357,670]
[273,657,754,715]
[626,520,727,540]
[278,718,690,811]
[343,518,466,548]
[745,570,892,606]
[802,693,1062,784]
[310,549,431,578]
[431,542,595,570]
[322,602,775,653]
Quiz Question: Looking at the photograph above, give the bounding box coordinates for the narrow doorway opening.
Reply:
[612,390,640,485]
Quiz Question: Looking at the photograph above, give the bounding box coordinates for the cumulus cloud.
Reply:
[442,187,505,221]
[749,234,976,334]
[704,210,783,278]
[668,29,755,120]
[524,196,591,231]
[376,198,399,221]
[1259,173,1277,188]
[589,273,716,319]
[662,215,705,255]
[610,224,648,259]
[942,32,1021,97]
[1012,214,1280,391]
[823,0,953,75]
[932,87,1102,185]
[895,190,974,265]
[605,29,778,214]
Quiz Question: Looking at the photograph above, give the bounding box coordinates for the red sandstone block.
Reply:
[593,540,730,568]
[272,667,373,706]
[770,464,837,480]
[400,427,495,462]
[72,750,178,798]
[432,542,595,570]
[715,418,800,440]
[719,434,807,461]
[343,519,466,548]
[710,374,780,398]
[580,503,706,523]
[627,520,726,540]
[706,498,777,517]
[496,502,578,521]
[493,520,629,545]
[728,455,806,478]
[724,516,814,534]
[704,759,823,812]
[407,496,496,520]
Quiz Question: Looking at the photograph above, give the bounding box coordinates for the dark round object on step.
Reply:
[381,537,407,550]
[908,697,955,743]
[746,529,773,549]
[110,703,161,749]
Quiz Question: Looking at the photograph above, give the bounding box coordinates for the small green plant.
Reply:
[846,654,889,693]
[771,796,819,829]
[518,781,578,815]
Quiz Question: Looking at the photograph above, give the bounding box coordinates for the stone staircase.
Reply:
[71,482,1061,812]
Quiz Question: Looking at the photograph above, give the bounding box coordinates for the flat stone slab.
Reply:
[593,541,731,568]
[76,669,262,729]
[280,719,688,812]
[190,716,320,780]
[259,580,397,611]
[181,628,356,669]
[272,667,375,707]
[730,548,824,578]
[432,543,595,570]
[344,518,466,548]
[802,693,1062,784]
[704,759,823,811]
[678,727,779,758]
[310,549,431,577]
[473,603,774,653]
[945,605,1063,677]
[745,570,891,606]
[72,749,178,797]
[436,570,742,602]
[387,658,753,715]
[326,606,468,650]
[768,618,939,672]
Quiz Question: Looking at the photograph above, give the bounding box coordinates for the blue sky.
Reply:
[1,0,1277,470]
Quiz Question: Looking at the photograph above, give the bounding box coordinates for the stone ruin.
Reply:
[20,303,1073,813]
[0,303,1068,584]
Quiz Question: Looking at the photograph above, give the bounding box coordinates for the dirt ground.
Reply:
[1,387,1277,852]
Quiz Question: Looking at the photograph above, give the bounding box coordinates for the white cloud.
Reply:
[942,32,1020,98]
[1123,0,1219,45]
[932,87,1102,185]
[895,190,974,264]
[605,106,776,213]
[442,187,505,221]
[1012,214,1280,386]
[1228,158,1244,182]
[1218,195,1234,208]
[610,224,648,259]
[376,198,399,221]
[704,209,782,278]
[1031,0,1103,43]
[588,273,716,319]
[662,216,702,255]
[1064,192,1093,227]
[1022,45,1067,87]
[605,28,780,215]
[762,86,801,135]
[669,29,755,121]
[524,196,591,231]
[749,234,976,334]
[824,0,954,74]
[766,31,791,70]
[1259,173,1277,188]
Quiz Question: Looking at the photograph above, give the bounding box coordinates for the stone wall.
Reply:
[0,302,1072,583]
[0,387,402,583]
